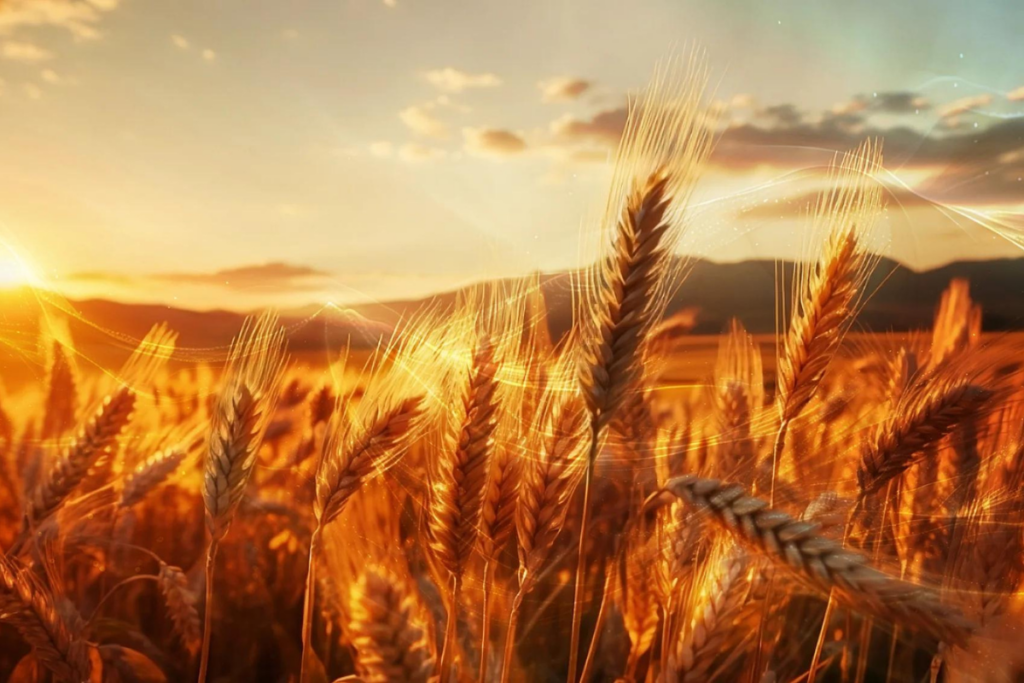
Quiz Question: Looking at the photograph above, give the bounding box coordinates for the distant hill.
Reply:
[1,256,1022,386]
[337,256,1024,339]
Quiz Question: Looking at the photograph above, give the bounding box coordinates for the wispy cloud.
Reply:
[399,103,449,139]
[938,93,992,118]
[463,127,527,157]
[71,262,335,293]
[399,142,445,163]
[0,0,120,40]
[1,40,53,62]
[170,34,190,50]
[538,76,591,102]
[425,67,501,93]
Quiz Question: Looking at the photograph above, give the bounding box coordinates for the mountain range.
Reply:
[1,256,1021,387]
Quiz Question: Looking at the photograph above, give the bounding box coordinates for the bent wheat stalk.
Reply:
[0,555,93,682]
[301,393,425,681]
[650,475,974,646]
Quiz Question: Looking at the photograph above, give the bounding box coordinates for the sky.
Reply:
[0,0,1022,311]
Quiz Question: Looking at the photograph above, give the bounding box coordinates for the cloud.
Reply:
[399,103,449,139]
[1,40,52,62]
[738,186,940,221]
[40,68,61,83]
[399,143,445,163]
[157,262,332,291]
[538,77,591,102]
[834,91,930,116]
[202,48,216,62]
[0,0,119,40]
[550,106,628,144]
[463,127,527,157]
[69,262,336,294]
[1008,86,1024,102]
[368,141,393,157]
[425,67,500,93]
[170,34,189,50]
[23,82,41,99]
[937,94,992,118]
[871,91,930,114]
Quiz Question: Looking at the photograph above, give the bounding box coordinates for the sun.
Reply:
[0,244,40,288]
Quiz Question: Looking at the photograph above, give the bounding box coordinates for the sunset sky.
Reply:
[0,0,1022,311]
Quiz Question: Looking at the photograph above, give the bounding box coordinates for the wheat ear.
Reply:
[499,393,589,683]
[0,554,92,681]
[665,547,752,683]
[300,393,425,680]
[857,379,994,497]
[198,312,287,683]
[158,562,201,655]
[41,340,78,441]
[427,341,501,681]
[28,386,135,528]
[120,447,187,507]
[348,568,436,683]
[775,140,883,427]
[652,475,974,646]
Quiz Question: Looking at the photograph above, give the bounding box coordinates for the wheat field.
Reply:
[1,58,1023,683]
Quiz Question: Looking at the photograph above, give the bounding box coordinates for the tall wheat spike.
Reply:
[775,140,883,428]
[427,337,501,680]
[570,54,714,681]
[198,312,287,683]
[500,385,589,683]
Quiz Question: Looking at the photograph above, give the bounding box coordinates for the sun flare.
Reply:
[0,245,39,288]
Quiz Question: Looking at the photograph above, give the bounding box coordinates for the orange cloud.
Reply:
[463,127,527,157]
[0,0,119,40]
[538,77,591,102]
[938,93,993,118]
[71,262,334,292]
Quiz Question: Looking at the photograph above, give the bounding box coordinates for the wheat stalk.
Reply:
[0,554,92,681]
[41,340,78,442]
[427,340,501,680]
[570,55,714,680]
[664,546,752,683]
[121,447,187,507]
[348,568,436,683]
[158,562,201,655]
[28,386,135,529]
[652,475,974,647]
[775,141,883,427]
[499,392,589,683]
[199,312,287,683]
[857,379,994,497]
